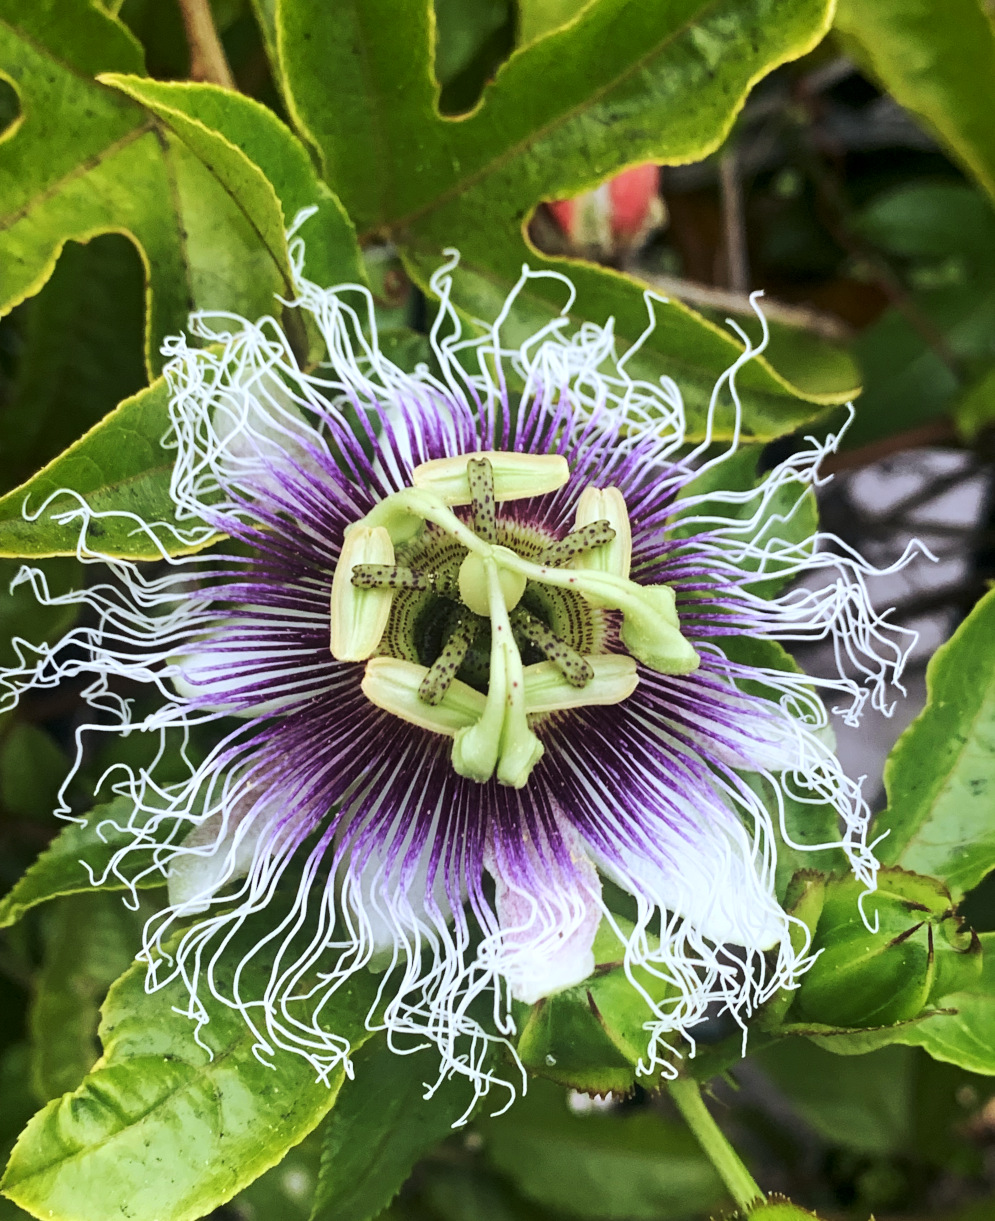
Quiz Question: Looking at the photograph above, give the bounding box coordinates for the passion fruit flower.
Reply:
[2,247,919,1104]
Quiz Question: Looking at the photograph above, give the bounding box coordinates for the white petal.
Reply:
[342,829,461,955]
[213,372,318,495]
[593,802,787,952]
[167,789,304,913]
[484,816,602,1005]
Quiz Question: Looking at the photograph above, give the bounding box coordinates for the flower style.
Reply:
[1,243,921,1104]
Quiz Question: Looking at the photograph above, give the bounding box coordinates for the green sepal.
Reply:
[758,871,827,1032]
[513,917,676,1095]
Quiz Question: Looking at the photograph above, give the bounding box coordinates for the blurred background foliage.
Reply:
[2,1,995,1220]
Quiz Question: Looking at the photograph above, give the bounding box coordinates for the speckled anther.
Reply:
[351,565,434,591]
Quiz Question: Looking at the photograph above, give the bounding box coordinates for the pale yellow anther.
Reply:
[330,526,395,661]
[362,658,485,734]
[572,486,632,580]
[523,655,638,714]
[411,450,569,505]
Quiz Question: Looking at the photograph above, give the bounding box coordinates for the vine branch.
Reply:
[177,0,236,89]
[668,1076,764,1213]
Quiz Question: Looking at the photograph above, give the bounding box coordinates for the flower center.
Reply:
[329,452,699,788]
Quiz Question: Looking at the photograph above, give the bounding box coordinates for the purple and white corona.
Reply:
[1,237,921,1103]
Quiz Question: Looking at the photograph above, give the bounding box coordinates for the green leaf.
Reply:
[434,0,515,114]
[0,795,166,931]
[481,1079,725,1220]
[517,0,587,45]
[0,724,69,822]
[0,377,218,559]
[311,1040,473,1221]
[1,938,381,1221]
[834,0,995,206]
[285,0,832,233]
[415,1163,547,1221]
[97,77,366,291]
[823,182,995,449]
[229,1130,321,1221]
[873,587,995,898]
[0,557,79,670]
[954,363,995,441]
[279,0,856,440]
[0,234,146,494]
[28,891,148,1101]
[752,1040,917,1156]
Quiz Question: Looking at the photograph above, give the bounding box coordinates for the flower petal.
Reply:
[592,797,786,952]
[483,814,602,1005]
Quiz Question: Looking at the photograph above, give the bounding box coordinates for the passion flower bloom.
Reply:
[2,245,919,1100]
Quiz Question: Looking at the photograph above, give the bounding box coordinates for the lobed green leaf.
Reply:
[280,0,857,441]
[0,377,217,559]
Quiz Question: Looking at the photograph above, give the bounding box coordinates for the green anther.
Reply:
[351,564,433,591]
[542,520,616,567]
[523,655,638,713]
[511,608,594,688]
[418,615,480,705]
[468,457,497,544]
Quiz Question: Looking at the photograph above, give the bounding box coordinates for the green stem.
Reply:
[668,1077,764,1213]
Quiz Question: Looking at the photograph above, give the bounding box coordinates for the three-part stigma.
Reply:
[330,451,699,788]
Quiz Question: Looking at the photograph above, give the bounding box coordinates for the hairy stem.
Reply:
[668,1077,764,1213]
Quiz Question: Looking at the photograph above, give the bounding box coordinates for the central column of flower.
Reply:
[329,451,699,788]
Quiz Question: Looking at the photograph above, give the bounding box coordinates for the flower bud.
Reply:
[792,870,953,1028]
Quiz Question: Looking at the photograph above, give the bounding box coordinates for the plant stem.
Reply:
[668,1076,764,1213]
[177,0,236,89]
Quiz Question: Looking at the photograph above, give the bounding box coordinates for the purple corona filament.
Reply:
[0,236,925,1110]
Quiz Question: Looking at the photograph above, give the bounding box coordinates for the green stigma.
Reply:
[330,452,699,788]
